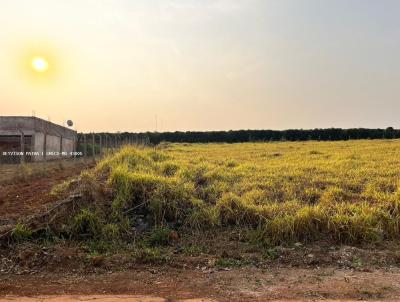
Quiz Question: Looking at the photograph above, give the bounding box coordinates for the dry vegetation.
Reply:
[93,140,400,244]
[5,140,400,260]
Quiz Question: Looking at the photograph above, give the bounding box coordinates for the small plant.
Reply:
[215,257,241,268]
[182,244,204,256]
[88,240,117,254]
[352,256,363,269]
[72,209,102,238]
[49,179,74,197]
[11,223,32,243]
[101,223,121,241]
[263,247,280,260]
[148,226,173,246]
[132,247,170,264]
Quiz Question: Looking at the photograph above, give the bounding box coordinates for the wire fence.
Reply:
[75,133,150,159]
[0,132,150,165]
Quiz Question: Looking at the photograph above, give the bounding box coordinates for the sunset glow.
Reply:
[31,56,49,73]
[0,1,399,132]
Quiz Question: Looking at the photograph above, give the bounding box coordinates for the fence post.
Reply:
[20,130,25,164]
[99,134,102,158]
[92,133,96,161]
[43,132,47,162]
[73,135,76,160]
[84,134,87,160]
[105,135,108,155]
[59,135,63,159]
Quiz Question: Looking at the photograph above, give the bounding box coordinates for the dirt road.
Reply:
[0,296,213,302]
[13,297,375,302]
[1,267,400,301]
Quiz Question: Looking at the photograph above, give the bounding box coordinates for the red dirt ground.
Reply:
[0,161,91,222]
[1,266,400,301]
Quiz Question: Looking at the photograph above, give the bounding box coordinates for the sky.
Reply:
[0,0,399,132]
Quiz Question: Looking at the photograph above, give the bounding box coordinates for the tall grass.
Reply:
[73,140,400,245]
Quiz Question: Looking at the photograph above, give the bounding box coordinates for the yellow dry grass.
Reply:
[93,140,400,244]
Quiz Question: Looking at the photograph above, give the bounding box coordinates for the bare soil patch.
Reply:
[0,160,92,223]
[1,266,399,301]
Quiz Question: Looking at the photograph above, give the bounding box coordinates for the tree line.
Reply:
[83,127,400,149]
[109,127,399,144]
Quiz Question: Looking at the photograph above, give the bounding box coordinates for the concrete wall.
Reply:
[1,116,77,162]
[45,134,60,160]
[0,116,76,139]
[33,132,44,155]
[63,138,74,155]
[32,133,75,161]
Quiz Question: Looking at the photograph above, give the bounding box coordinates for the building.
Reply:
[0,116,77,163]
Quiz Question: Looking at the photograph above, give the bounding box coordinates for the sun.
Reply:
[31,56,49,73]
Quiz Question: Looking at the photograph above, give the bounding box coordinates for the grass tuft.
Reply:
[11,223,32,243]
[73,209,102,238]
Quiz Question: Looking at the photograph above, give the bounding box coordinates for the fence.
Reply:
[75,133,150,161]
[0,132,150,165]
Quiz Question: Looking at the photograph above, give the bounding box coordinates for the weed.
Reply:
[148,226,172,246]
[102,223,121,241]
[72,209,102,238]
[11,223,32,243]
[132,246,171,264]
[49,179,74,197]
[263,247,280,260]
[182,244,204,256]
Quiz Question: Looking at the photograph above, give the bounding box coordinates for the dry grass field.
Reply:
[83,140,400,245]
[3,140,400,300]
[3,140,400,246]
